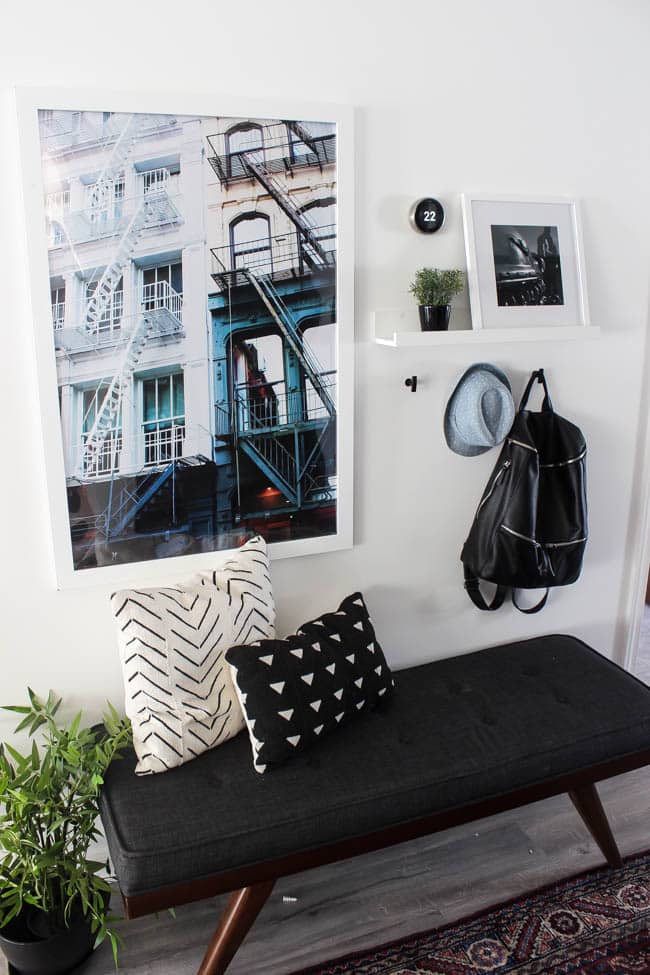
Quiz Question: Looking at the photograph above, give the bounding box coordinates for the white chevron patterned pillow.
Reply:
[111,536,275,775]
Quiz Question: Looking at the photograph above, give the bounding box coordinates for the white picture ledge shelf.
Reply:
[373,310,601,348]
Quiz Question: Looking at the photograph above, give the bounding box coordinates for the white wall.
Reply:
[1,0,649,740]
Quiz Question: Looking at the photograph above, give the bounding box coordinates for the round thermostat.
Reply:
[410,197,445,234]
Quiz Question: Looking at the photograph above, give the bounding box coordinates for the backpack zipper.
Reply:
[500,525,587,548]
[500,525,553,576]
[507,438,586,468]
[500,524,539,546]
[475,460,511,519]
[545,537,587,548]
[539,448,587,469]
[506,437,537,452]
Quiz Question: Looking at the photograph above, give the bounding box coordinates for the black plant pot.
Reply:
[0,908,96,975]
[418,304,451,331]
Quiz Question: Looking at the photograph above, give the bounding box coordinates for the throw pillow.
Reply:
[111,535,275,775]
[226,592,394,773]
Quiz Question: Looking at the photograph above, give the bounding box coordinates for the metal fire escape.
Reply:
[78,115,182,476]
[243,271,335,417]
[209,126,337,510]
[241,151,330,269]
[58,113,191,561]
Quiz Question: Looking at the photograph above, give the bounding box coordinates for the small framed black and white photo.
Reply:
[461,194,589,331]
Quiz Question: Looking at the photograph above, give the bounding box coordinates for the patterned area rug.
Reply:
[292,851,650,974]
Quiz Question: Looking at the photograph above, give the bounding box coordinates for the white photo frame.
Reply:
[14,87,354,589]
[461,194,589,331]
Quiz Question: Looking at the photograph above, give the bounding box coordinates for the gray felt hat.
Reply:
[444,363,515,457]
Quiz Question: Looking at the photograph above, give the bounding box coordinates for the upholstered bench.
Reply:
[99,635,650,975]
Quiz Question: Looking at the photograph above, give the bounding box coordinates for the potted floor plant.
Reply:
[410,267,464,331]
[0,690,131,974]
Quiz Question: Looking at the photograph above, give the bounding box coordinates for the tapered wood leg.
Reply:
[569,783,623,868]
[197,880,275,975]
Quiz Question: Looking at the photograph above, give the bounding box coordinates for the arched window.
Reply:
[300,319,337,420]
[230,213,272,275]
[225,123,264,178]
[299,198,336,263]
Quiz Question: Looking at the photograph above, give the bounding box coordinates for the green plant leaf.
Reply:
[3,743,28,767]
[29,715,48,736]
[13,713,37,734]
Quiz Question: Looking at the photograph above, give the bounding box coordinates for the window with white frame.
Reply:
[141,162,180,196]
[45,188,70,214]
[143,168,168,194]
[142,373,185,467]
[85,277,123,334]
[80,385,122,478]
[142,262,183,322]
[86,175,125,228]
[46,188,71,246]
[51,284,66,329]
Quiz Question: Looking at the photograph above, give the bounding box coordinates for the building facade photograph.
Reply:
[39,108,338,570]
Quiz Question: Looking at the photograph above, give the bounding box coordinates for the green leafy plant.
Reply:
[0,689,131,965]
[410,267,464,306]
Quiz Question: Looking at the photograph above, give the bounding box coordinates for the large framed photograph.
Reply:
[461,194,589,330]
[15,88,353,588]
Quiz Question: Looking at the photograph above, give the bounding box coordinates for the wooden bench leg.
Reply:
[197,880,275,975]
[569,783,623,868]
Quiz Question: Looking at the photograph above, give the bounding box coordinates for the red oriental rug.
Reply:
[291,851,650,975]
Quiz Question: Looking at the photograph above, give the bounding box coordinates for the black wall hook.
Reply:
[405,376,418,392]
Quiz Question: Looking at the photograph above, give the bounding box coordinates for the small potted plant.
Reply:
[0,689,131,974]
[409,267,464,331]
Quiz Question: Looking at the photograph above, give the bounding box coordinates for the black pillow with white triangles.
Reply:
[226,592,394,773]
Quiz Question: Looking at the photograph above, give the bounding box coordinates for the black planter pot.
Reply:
[418,304,451,331]
[0,908,96,975]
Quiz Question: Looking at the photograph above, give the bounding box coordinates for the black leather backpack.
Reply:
[461,369,587,613]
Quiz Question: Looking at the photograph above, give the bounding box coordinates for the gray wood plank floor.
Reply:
[73,630,650,974]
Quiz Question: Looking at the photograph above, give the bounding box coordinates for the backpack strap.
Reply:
[463,566,508,611]
[512,588,549,614]
[519,368,554,413]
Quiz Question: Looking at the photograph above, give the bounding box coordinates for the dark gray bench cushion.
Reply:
[99,635,650,896]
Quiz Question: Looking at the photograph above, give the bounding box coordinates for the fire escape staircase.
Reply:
[238,435,298,506]
[85,192,179,331]
[242,271,336,418]
[242,152,329,269]
[81,315,153,472]
[215,139,336,511]
[232,269,335,506]
[78,114,182,475]
[282,120,321,156]
[106,462,176,540]
[237,432,322,509]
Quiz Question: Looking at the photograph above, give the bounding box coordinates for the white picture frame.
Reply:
[14,86,354,589]
[461,193,590,331]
